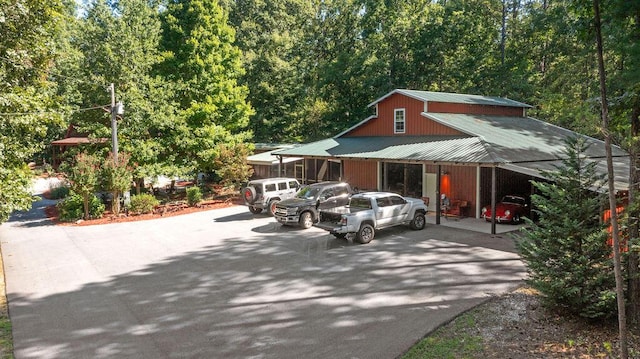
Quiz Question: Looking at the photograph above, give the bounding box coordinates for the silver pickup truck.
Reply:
[315,192,428,244]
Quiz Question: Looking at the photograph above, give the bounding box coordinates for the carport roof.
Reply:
[274,135,501,164]
[423,113,629,162]
[503,158,629,192]
[247,150,302,166]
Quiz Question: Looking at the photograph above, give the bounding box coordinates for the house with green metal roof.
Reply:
[273,89,629,230]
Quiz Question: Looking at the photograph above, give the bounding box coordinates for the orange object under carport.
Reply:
[603,206,628,253]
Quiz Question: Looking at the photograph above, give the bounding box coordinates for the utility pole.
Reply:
[109,83,118,162]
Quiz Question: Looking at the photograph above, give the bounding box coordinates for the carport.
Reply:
[274,115,631,234]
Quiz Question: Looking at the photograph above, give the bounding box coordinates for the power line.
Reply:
[0,55,108,87]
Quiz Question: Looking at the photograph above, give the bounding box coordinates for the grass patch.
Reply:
[402,311,483,359]
[0,317,13,359]
[0,247,13,359]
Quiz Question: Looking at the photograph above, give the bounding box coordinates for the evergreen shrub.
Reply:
[49,185,70,199]
[516,137,616,319]
[129,193,159,214]
[186,186,202,206]
[57,193,105,221]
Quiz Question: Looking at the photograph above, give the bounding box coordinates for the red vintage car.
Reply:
[481,195,528,224]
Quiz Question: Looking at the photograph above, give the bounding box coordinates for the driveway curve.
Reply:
[0,198,526,359]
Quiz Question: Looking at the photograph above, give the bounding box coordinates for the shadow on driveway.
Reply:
[3,205,526,358]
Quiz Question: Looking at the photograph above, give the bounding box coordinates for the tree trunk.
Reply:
[593,0,628,357]
[627,8,640,327]
[628,103,640,325]
[112,190,120,215]
[83,194,90,220]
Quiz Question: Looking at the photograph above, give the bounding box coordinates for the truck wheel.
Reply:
[410,212,426,230]
[299,212,314,229]
[268,199,279,216]
[357,224,375,244]
[242,186,257,204]
[248,206,263,214]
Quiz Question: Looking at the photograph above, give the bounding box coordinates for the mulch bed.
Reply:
[44,195,242,226]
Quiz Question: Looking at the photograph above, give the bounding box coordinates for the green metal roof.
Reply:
[274,135,501,164]
[276,113,627,165]
[503,157,629,192]
[247,149,302,165]
[424,113,628,163]
[368,89,532,108]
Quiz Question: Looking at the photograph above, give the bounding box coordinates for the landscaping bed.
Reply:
[44,185,242,226]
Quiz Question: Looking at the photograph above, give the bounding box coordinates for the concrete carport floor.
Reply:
[0,199,526,359]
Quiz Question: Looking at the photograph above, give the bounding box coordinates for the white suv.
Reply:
[242,177,301,215]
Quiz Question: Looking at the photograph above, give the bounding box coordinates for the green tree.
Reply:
[517,136,615,319]
[224,0,312,143]
[213,142,254,187]
[0,0,67,223]
[159,0,254,173]
[102,152,132,215]
[63,153,101,220]
[72,0,180,181]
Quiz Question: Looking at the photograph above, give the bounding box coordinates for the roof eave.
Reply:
[334,114,378,138]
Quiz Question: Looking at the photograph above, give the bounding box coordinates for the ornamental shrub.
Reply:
[102,152,132,215]
[49,185,70,199]
[57,193,105,222]
[62,153,100,220]
[186,186,202,207]
[129,193,159,214]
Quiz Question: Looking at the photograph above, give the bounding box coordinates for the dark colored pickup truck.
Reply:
[273,182,353,229]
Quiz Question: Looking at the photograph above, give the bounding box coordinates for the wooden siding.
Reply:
[425,164,477,213]
[346,94,465,136]
[343,160,378,191]
[428,102,524,116]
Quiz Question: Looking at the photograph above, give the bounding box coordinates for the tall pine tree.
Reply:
[517,136,616,319]
[159,0,253,176]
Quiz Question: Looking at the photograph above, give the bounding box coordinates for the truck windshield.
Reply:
[295,186,321,200]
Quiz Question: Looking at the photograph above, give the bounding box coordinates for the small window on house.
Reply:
[394,109,406,134]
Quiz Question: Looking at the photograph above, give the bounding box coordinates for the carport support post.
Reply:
[436,165,441,225]
[491,166,497,235]
[276,155,283,176]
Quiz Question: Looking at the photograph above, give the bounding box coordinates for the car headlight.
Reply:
[504,210,511,216]
[481,207,487,215]
[287,207,298,214]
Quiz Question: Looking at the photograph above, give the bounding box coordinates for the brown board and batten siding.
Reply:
[343,160,378,191]
[427,102,525,117]
[425,164,477,212]
[345,93,466,137]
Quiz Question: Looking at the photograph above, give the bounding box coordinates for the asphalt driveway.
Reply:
[0,199,526,359]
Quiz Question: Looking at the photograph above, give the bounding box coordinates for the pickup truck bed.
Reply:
[315,192,428,244]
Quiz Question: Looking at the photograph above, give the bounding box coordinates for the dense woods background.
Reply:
[2,0,639,170]
[1,0,639,212]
